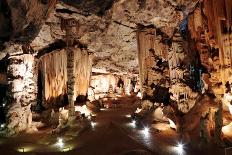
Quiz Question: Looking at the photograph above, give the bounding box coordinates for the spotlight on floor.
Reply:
[129,120,136,128]
[91,122,96,128]
[56,138,64,148]
[17,146,34,152]
[87,115,91,120]
[0,123,5,128]
[175,143,184,155]
[18,147,25,153]
[62,147,71,152]
[142,127,149,136]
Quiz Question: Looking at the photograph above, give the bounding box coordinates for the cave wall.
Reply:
[90,73,135,97]
[90,74,118,94]
[0,0,57,43]
[137,26,200,112]
[188,0,232,97]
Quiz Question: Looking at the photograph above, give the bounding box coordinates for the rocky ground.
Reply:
[0,95,226,155]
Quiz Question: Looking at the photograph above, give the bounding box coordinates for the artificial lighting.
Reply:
[0,123,5,128]
[62,147,71,152]
[125,114,131,118]
[175,143,184,155]
[18,147,25,153]
[2,103,5,107]
[91,122,96,128]
[100,108,107,111]
[130,120,136,128]
[56,138,64,148]
[142,127,149,136]
[17,146,34,153]
[87,115,92,120]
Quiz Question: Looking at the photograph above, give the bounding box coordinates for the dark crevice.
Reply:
[0,0,13,44]
[113,21,136,29]
[61,0,116,16]
[56,8,78,14]
[36,39,88,58]
[36,39,67,58]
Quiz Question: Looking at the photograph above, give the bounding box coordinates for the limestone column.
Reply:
[5,44,37,135]
[214,101,223,146]
[136,27,155,98]
[62,18,79,116]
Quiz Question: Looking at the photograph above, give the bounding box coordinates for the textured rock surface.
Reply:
[6,45,37,134]
[27,0,198,74]
[0,0,56,44]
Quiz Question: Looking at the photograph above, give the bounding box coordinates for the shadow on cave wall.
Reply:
[61,0,115,16]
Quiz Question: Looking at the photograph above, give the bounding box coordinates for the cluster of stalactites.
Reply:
[38,48,93,107]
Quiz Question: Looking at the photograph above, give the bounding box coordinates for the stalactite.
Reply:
[73,48,93,97]
[38,47,93,108]
[39,49,67,108]
[136,27,155,97]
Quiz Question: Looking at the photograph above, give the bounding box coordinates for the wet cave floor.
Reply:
[0,96,227,155]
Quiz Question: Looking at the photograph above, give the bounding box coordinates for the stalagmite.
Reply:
[5,44,37,135]
[214,101,223,146]
[63,18,79,116]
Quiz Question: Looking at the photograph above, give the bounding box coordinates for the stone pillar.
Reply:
[62,18,79,116]
[199,113,211,145]
[67,47,75,116]
[5,44,37,135]
[214,101,223,146]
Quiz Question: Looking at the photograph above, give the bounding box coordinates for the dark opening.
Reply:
[33,70,45,113]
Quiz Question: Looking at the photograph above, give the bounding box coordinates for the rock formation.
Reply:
[0,1,231,148]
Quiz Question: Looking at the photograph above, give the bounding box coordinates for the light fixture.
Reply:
[142,127,149,136]
[125,114,131,118]
[62,147,71,152]
[0,123,5,128]
[143,127,149,133]
[131,120,136,128]
[175,143,184,155]
[91,122,96,128]
[18,147,25,153]
[56,138,64,148]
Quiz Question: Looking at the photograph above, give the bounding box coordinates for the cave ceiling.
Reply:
[0,0,199,74]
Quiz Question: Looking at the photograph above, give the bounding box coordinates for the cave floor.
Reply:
[0,95,227,155]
